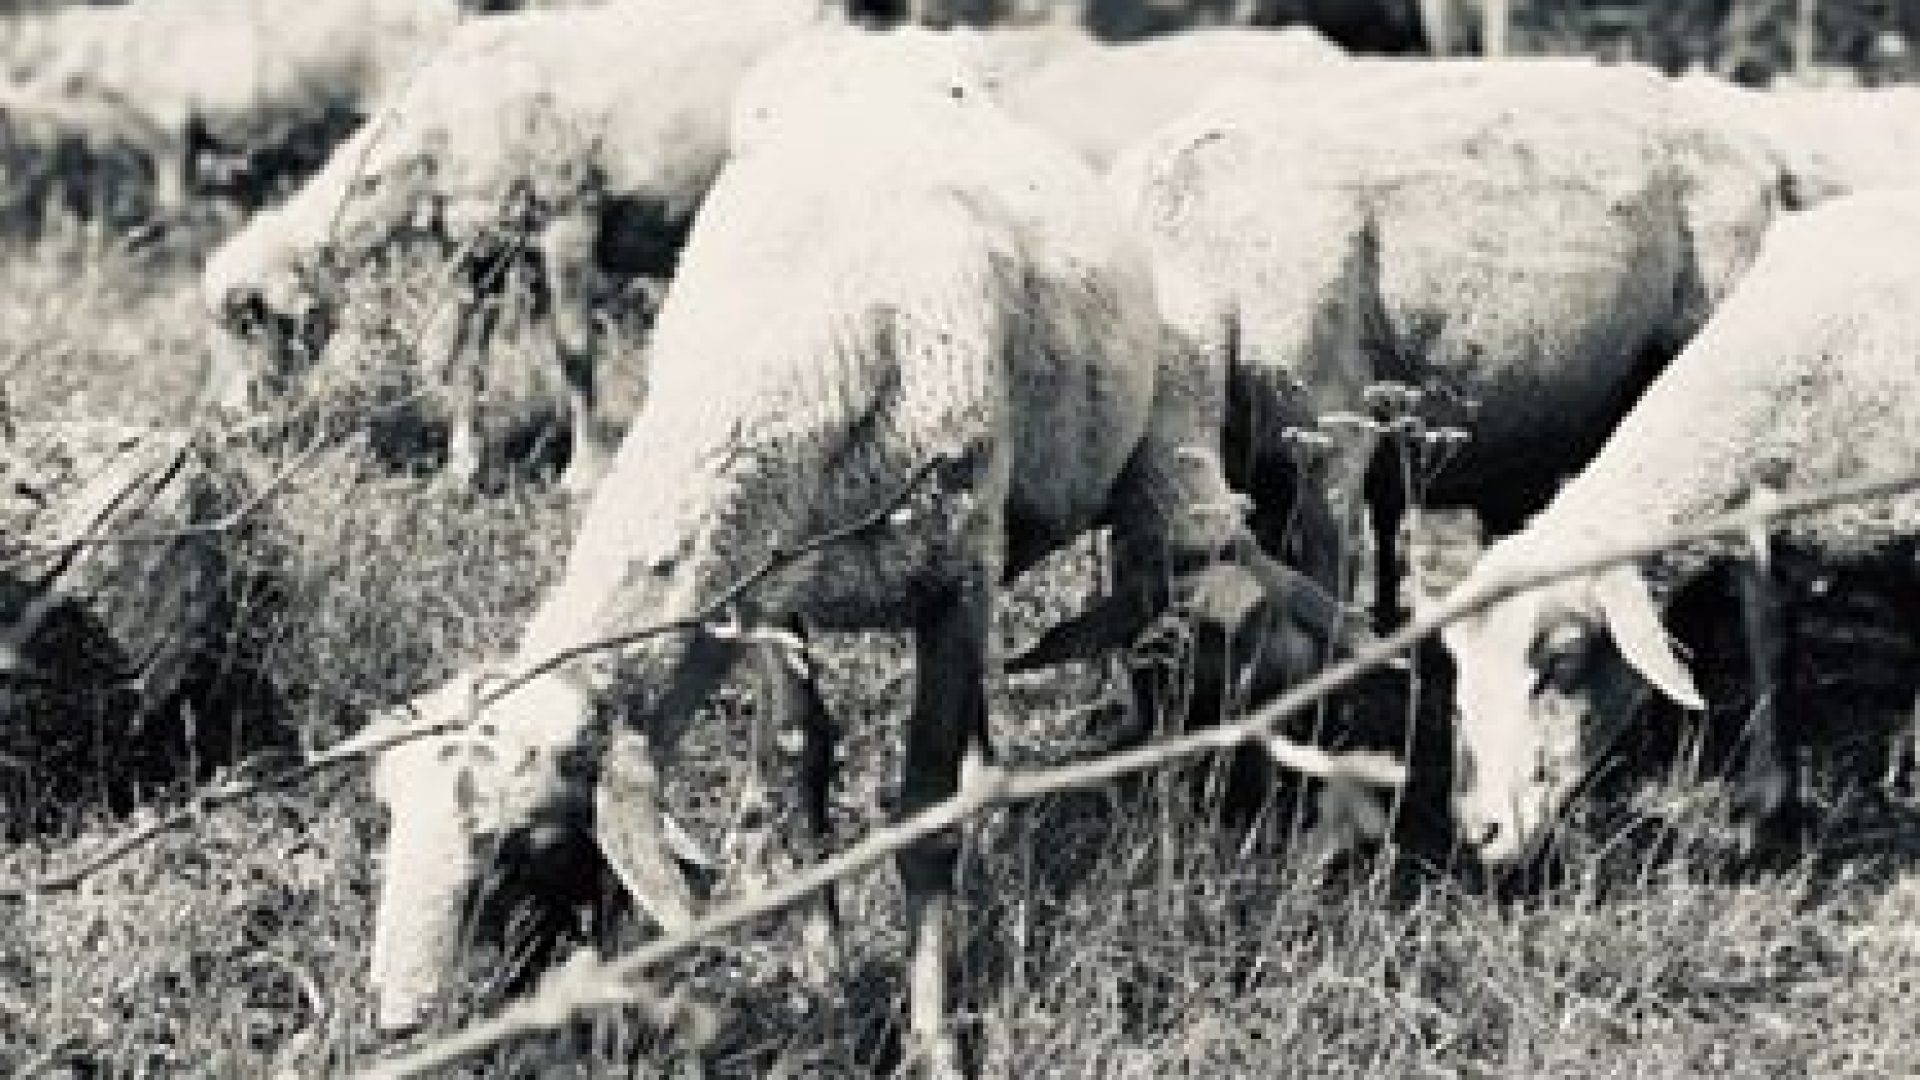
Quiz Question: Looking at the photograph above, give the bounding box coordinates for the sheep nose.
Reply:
[221,285,268,333]
[1473,821,1501,848]
[375,1017,425,1043]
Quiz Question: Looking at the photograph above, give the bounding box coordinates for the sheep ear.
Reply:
[1595,566,1704,711]
[593,723,700,933]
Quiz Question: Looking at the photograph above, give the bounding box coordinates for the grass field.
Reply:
[4,224,1920,1078]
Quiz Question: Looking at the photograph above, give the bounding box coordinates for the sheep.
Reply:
[362,26,1350,1071]
[1675,73,1920,210]
[1089,60,1779,632]
[995,25,1347,167]
[0,77,166,237]
[6,0,462,212]
[1441,189,1920,868]
[201,0,819,492]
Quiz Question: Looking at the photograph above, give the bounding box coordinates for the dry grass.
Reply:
[3,228,1920,1078]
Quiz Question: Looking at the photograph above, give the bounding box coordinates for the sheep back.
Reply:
[1557,190,1920,568]
[1113,61,1770,506]
[997,26,1349,167]
[521,30,1159,646]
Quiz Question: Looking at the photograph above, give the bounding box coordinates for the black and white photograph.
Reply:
[1,0,1919,1074]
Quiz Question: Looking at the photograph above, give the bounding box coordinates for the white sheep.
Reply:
[1443,189,1920,869]
[6,0,461,211]
[996,25,1347,167]
[363,25,1351,1071]
[1676,73,1920,210]
[0,77,170,236]
[971,20,1099,85]
[201,0,818,491]
[1099,60,1779,628]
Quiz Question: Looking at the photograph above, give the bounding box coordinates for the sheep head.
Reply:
[200,212,338,414]
[366,667,604,1033]
[366,629,736,1032]
[1441,556,1703,869]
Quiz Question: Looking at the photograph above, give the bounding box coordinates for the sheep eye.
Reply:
[295,307,331,357]
[223,290,268,334]
[1529,628,1592,694]
[1534,647,1588,695]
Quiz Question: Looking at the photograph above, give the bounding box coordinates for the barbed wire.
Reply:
[360,468,1920,1077]
[0,42,684,893]
[0,448,961,898]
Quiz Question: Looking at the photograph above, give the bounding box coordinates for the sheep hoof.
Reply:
[795,910,842,992]
[435,452,485,495]
[1731,765,1790,823]
[904,1032,968,1080]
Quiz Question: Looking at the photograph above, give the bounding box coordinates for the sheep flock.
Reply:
[6,1,1920,1075]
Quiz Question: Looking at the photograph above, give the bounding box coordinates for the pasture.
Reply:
[2,222,1920,1078]
[5,1,1920,1076]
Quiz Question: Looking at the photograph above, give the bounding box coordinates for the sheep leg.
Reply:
[438,289,497,491]
[1885,690,1920,799]
[1732,559,1794,826]
[725,658,779,890]
[900,581,990,1079]
[1263,465,1346,602]
[1319,426,1377,618]
[728,619,842,988]
[537,213,613,497]
[1416,0,1460,55]
[786,631,843,989]
[152,130,191,221]
[1366,458,1409,630]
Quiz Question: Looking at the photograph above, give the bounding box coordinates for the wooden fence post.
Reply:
[1483,0,1510,57]
[1794,0,1818,77]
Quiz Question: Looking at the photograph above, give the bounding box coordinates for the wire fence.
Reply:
[3,1,1920,1073]
[6,450,1909,1072]
[351,467,1920,1077]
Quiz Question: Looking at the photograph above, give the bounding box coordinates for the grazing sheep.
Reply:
[1100,60,1778,627]
[201,0,818,491]
[365,26,1346,1070]
[1676,73,1920,210]
[996,25,1346,167]
[0,77,165,236]
[1443,189,1920,869]
[7,0,461,212]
